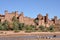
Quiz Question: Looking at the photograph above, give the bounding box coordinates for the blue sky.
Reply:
[0,0,60,19]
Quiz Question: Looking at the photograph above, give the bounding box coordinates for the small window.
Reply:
[0,19,1,22]
[36,23,38,25]
[17,17,19,19]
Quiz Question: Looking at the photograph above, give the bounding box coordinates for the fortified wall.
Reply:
[0,10,60,27]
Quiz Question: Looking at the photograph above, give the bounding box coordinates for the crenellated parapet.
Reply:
[37,14,43,20]
[54,16,57,24]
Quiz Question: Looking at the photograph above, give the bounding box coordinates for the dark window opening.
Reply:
[36,23,38,25]
[44,16,46,22]
[17,17,19,19]
[0,19,1,22]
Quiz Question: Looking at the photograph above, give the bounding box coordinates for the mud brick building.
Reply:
[0,10,60,27]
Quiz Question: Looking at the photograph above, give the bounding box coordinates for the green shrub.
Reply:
[25,30,32,33]
[39,25,45,32]
[48,25,54,32]
[18,23,24,30]
[14,30,20,33]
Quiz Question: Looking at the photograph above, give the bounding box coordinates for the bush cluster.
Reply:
[0,16,55,32]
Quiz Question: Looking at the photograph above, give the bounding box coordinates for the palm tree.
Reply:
[2,20,9,30]
[12,16,19,30]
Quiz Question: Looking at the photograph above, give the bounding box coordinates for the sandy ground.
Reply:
[0,31,60,40]
[0,31,60,35]
[0,31,60,36]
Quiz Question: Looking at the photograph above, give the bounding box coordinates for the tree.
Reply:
[48,25,54,32]
[30,25,36,32]
[12,16,19,30]
[2,20,9,30]
[24,25,36,32]
[25,25,32,30]
[24,25,32,33]
[13,22,19,30]
[39,25,45,32]
[0,22,3,30]
[18,23,24,30]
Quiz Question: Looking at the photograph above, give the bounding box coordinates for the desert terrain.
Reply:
[0,31,60,40]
